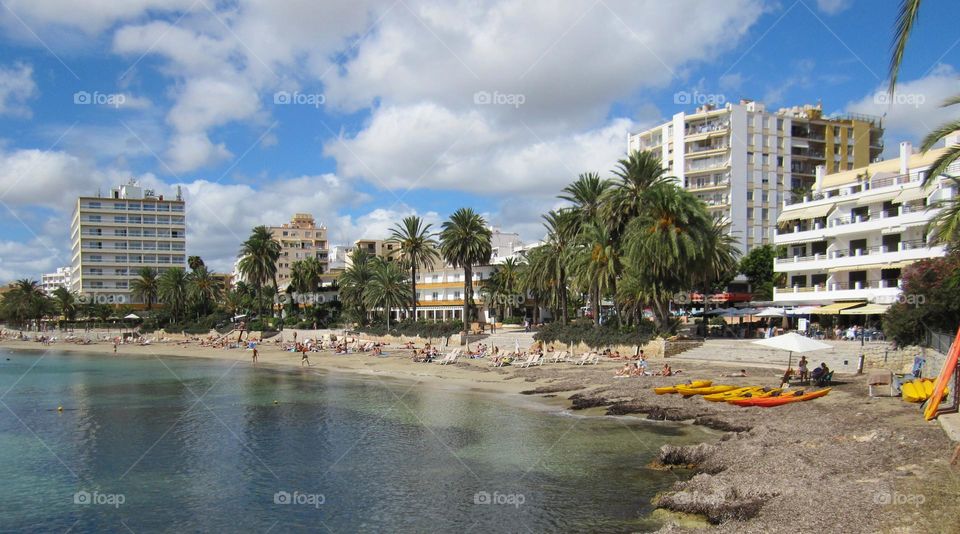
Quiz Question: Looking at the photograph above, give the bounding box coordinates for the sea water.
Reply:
[0,349,713,532]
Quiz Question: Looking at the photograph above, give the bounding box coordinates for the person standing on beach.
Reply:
[301,347,310,367]
[252,345,258,364]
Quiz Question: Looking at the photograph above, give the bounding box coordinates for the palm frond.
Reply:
[888,0,922,93]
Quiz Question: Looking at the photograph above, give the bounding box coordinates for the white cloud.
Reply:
[0,0,197,34]
[0,63,36,117]
[0,148,108,208]
[816,0,853,15]
[846,64,960,153]
[324,102,636,195]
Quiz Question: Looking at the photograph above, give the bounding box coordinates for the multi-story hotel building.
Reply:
[627,100,884,253]
[388,228,526,322]
[41,266,72,295]
[773,140,959,306]
[270,213,329,290]
[70,181,186,305]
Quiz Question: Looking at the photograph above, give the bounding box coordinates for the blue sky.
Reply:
[0,0,958,280]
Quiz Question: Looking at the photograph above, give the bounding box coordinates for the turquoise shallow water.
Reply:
[0,348,713,533]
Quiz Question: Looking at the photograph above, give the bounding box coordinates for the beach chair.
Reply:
[814,370,834,387]
[513,353,535,368]
[548,351,568,363]
[518,354,543,368]
[586,353,600,365]
[437,349,461,365]
[574,352,596,365]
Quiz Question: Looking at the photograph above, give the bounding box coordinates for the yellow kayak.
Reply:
[654,380,712,395]
[722,388,783,403]
[676,385,738,397]
[902,378,949,403]
[702,386,763,402]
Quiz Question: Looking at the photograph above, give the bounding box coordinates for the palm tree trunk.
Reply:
[462,265,472,329]
[591,284,600,325]
[559,269,568,325]
[411,265,417,321]
[273,275,282,330]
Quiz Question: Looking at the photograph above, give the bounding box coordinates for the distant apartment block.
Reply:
[628,100,884,253]
[270,213,329,290]
[774,139,959,306]
[70,180,186,305]
[41,266,72,295]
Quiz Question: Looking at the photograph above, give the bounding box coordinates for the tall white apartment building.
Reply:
[41,266,72,295]
[70,180,186,305]
[773,140,958,306]
[627,100,883,253]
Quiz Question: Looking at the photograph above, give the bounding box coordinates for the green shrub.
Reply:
[501,316,522,325]
[533,319,656,349]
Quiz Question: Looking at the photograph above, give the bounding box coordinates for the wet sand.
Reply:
[3,336,958,533]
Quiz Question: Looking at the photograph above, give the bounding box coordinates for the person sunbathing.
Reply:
[614,363,633,377]
[723,369,748,377]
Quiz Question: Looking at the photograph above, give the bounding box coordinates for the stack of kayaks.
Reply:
[728,388,831,407]
[654,380,712,395]
[901,378,949,403]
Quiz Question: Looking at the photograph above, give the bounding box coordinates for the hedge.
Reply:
[533,319,657,349]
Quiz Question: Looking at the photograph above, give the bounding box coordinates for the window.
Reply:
[761,191,769,202]
[761,208,769,220]
[746,191,754,201]
[747,207,754,218]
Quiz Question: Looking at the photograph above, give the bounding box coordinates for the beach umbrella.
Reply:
[752,332,832,370]
[124,313,140,320]
[756,308,786,317]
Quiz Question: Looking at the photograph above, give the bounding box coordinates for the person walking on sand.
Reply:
[252,345,259,364]
[301,347,310,367]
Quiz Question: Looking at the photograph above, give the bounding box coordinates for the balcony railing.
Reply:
[777,278,902,293]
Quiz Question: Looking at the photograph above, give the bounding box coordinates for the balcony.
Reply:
[773,278,903,304]
[774,241,944,273]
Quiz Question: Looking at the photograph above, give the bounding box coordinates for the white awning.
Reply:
[777,203,833,223]
[894,186,931,203]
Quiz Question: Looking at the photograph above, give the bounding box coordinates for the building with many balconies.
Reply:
[627,100,883,254]
[270,213,329,290]
[70,180,186,306]
[773,139,958,306]
[41,266,72,295]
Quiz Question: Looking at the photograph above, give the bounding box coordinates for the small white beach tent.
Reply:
[124,313,140,320]
[752,332,832,370]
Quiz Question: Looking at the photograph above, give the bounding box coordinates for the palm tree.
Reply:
[363,258,411,328]
[439,208,492,328]
[188,266,221,318]
[131,267,159,310]
[559,172,611,225]
[694,218,741,335]
[158,267,190,323]
[387,215,440,322]
[0,279,53,330]
[525,210,577,324]
[569,218,620,325]
[339,249,375,324]
[888,1,960,245]
[52,286,79,323]
[482,256,523,320]
[237,226,281,322]
[622,182,711,329]
[187,255,205,272]
[603,150,672,234]
[289,256,324,294]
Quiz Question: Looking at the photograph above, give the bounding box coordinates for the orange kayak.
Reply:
[729,388,831,407]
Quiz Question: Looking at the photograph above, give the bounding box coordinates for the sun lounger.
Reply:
[574,352,597,365]
[548,351,568,363]
[437,349,461,365]
[518,354,543,368]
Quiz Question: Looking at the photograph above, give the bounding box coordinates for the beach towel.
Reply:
[912,356,925,378]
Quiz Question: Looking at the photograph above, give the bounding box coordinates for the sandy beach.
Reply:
[2,335,959,533]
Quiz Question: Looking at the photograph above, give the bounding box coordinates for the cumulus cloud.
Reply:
[816,0,853,15]
[846,64,960,153]
[0,63,36,117]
